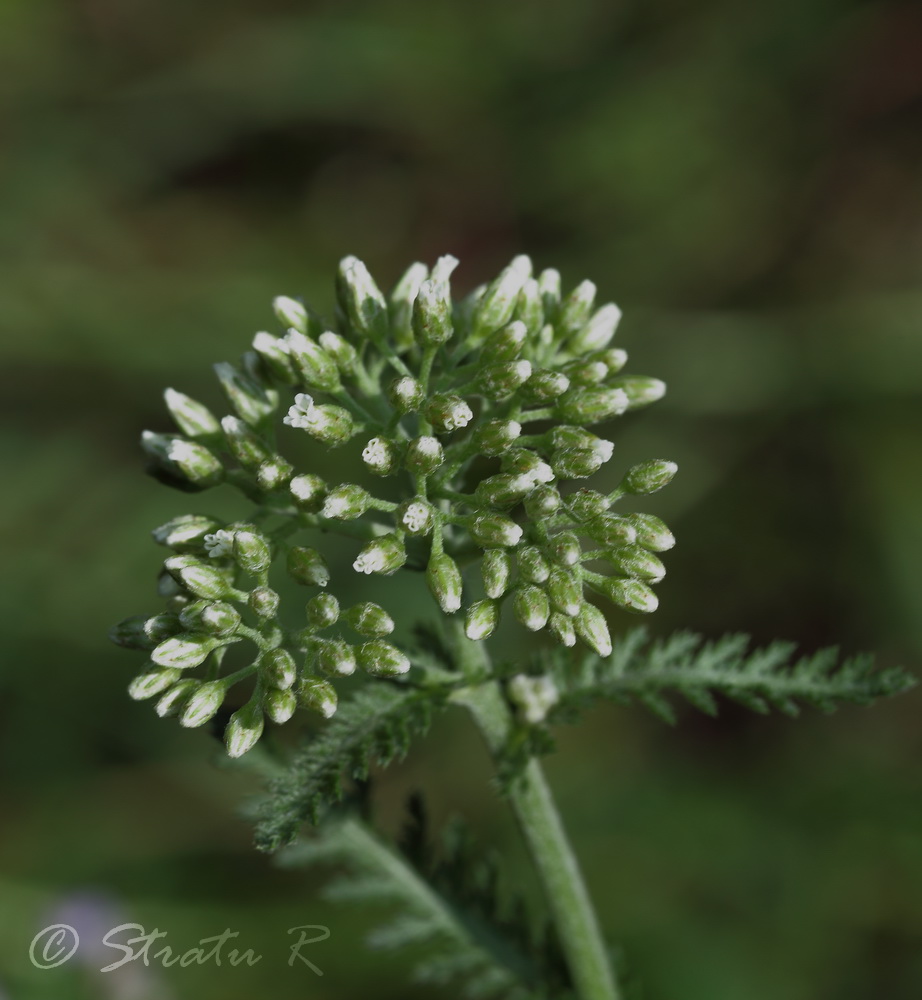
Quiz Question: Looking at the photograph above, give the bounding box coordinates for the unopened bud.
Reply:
[405,435,443,474]
[128,668,183,701]
[180,600,241,636]
[345,602,395,637]
[558,279,596,338]
[287,547,330,587]
[478,360,533,400]
[518,546,550,584]
[513,585,550,631]
[306,593,340,629]
[470,514,524,548]
[567,302,621,354]
[110,614,179,650]
[283,394,354,446]
[524,485,561,519]
[608,546,666,584]
[564,360,609,387]
[503,448,555,485]
[318,330,357,372]
[357,640,410,677]
[151,633,221,669]
[152,514,223,551]
[322,483,372,520]
[233,527,272,575]
[264,688,297,725]
[285,330,341,392]
[289,473,326,512]
[622,459,678,495]
[552,446,605,479]
[273,295,308,333]
[538,268,561,320]
[164,388,220,438]
[472,418,521,456]
[249,586,280,619]
[473,255,532,340]
[567,490,610,521]
[225,700,265,758]
[482,320,527,363]
[481,549,513,599]
[221,415,271,469]
[387,375,424,414]
[602,577,659,614]
[609,375,666,410]
[353,533,406,576]
[426,393,473,433]
[547,532,580,566]
[556,386,630,425]
[426,552,463,614]
[263,648,297,690]
[252,331,297,383]
[586,511,640,547]
[165,554,234,600]
[465,599,500,640]
[256,456,294,491]
[549,611,577,648]
[475,473,535,509]
[520,369,571,404]
[299,677,339,717]
[624,513,675,552]
[313,637,357,677]
[574,603,612,657]
[515,277,543,334]
[389,261,428,351]
[144,434,223,490]
[154,679,200,718]
[180,680,227,728]
[547,567,583,617]
[337,256,390,344]
[214,362,276,427]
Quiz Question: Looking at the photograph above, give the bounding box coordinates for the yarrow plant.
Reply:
[112,254,915,1000]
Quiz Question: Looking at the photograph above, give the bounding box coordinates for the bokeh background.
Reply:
[1,1,921,998]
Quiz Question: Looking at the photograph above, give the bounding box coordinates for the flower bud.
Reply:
[398,499,434,536]
[233,527,272,575]
[152,514,223,551]
[362,436,399,476]
[203,528,235,558]
[482,320,527,363]
[299,677,339,717]
[567,302,621,354]
[503,448,555,484]
[556,387,630,425]
[594,347,628,375]
[508,674,559,724]
[273,295,308,333]
[287,546,330,587]
[387,375,424,414]
[222,414,272,469]
[624,513,675,552]
[389,261,428,351]
[180,600,241,636]
[151,633,221,669]
[481,549,513,599]
[426,552,463,614]
[322,483,371,520]
[608,546,666,584]
[164,388,221,438]
[110,614,178,650]
[557,279,596,338]
[306,593,340,629]
[477,360,533,400]
[214,362,276,427]
[622,459,678,495]
[470,514,524,548]
[128,668,183,701]
[143,434,224,490]
[465,599,500,640]
[154,679,200,717]
[264,648,297,689]
[547,567,583,617]
[319,330,358,372]
[312,637,357,677]
[165,554,234,600]
[549,611,577,648]
[256,456,294,491]
[285,330,341,392]
[225,700,265,758]
[405,435,443,474]
[249,586,280,619]
[473,255,532,340]
[353,534,406,575]
[475,473,535,509]
[411,256,458,346]
[264,688,297,725]
[283,394,355,446]
[518,546,550,584]
[567,490,610,521]
[337,256,390,344]
[548,425,614,460]
[585,515,636,549]
[547,532,580,567]
[253,331,297,383]
[426,393,473,433]
[345,602,395,637]
[601,577,659,614]
[472,418,522,456]
[609,375,666,410]
[552,447,605,479]
[524,485,561,519]
[289,473,326,512]
[538,268,561,319]
[574,603,612,657]
[180,680,227,728]
[357,640,410,677]
[513,585,550,631]
[563,360,609,387]
[515,277,543,334]
[520,369,571,404]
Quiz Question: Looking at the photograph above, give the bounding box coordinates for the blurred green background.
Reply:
[1,0,921,997]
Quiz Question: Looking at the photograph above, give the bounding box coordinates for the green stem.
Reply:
[448,631,619,1000]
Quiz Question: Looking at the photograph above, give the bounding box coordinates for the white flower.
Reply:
[283,393,317,429]
[167,439,199,465]
[253,330,290,355]
[362,437,389,468]
[401,501,431,534]
[591,438,615,463]
[353,550,385,575]
[525,461,555,485]
[203,529,236,558]
[444,400,473,431]
[509,674,559,724]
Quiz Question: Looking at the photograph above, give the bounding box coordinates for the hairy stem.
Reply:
[448,629,619,1000]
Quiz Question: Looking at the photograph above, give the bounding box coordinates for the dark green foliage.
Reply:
[279,799,574,1000]
[549,629,916,725]
[253,683,445,850]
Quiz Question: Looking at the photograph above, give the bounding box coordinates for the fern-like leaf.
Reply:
[253,682,445,851]
[550,629,915,725]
